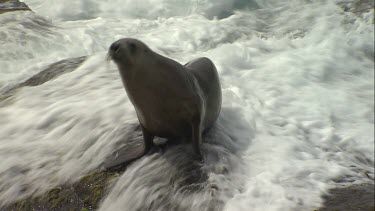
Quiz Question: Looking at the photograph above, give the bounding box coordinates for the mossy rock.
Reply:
[74,170,120,209]
[338,0,374,21]
[0,0,31,14]
[0,56,87,108]
[10,186,84,211]
[5,169,120,211]
[317,183,375,211]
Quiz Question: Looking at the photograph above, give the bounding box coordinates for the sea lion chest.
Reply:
[122,61,202,137]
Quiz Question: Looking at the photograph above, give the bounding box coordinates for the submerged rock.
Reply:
[0,0,31,14]
[317,183,375,211]
[0,56,87,102]
[19,56,87,87]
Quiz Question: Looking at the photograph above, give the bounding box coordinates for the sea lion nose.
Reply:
[109,41,121,54]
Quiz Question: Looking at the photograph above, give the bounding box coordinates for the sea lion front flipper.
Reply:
[191,116,203,157]
[141,125,154,155]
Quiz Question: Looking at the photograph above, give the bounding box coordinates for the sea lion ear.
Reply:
[129,42,137,53]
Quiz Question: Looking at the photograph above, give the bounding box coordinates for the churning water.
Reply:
[0,0,374,210]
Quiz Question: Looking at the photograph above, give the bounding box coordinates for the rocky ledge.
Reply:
[338,0,374,16]
[5,170,121,211]
[0,0,30,14]
[318,183,374,211]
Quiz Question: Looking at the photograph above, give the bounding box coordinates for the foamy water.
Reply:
[0,0,374,210]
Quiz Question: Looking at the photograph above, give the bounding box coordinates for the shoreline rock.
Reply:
[318,183,375,211]
[0,56,87,104]
[4,173,374,211]
[338,0,374,15]
[0,0,31,14]
[4,170,122,211]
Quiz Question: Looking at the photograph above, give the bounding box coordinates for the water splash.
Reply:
[1,0,374,210]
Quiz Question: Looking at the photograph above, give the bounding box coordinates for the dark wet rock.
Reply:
[20,56,87,87]
[6,170,375,211]
[0,0,31,14]
[4,170,120,211]
[338,0,374,20]
[6,186,84,211]
[101,123,146,169]
[317,183,375,211]
[0,56,87,102]
[73,170,120,209]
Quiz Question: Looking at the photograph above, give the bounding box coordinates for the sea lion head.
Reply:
[108,38,150,68]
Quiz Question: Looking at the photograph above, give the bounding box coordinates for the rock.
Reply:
[7,186,85,211]
[73,170,120,209]
[20,56,87,87]
[4,170,121,211]
[337,0,374,19]
[101,123,145,169]
[317,183,375,211]
[0,0,31,14]
[0,56,87,102]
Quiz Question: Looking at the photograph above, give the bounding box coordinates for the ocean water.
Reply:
[0,0,374,210]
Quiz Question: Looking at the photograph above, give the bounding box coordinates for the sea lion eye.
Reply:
[129,42,136,53]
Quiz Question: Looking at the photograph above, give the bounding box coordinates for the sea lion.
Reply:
[108,38,222,156]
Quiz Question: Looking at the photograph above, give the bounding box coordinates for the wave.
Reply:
[22,0,261,21]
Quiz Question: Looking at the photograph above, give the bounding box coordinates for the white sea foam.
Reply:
[0,0,374,210]
[22,0,260,21]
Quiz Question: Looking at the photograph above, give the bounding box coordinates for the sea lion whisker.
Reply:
[106,53,113,61]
